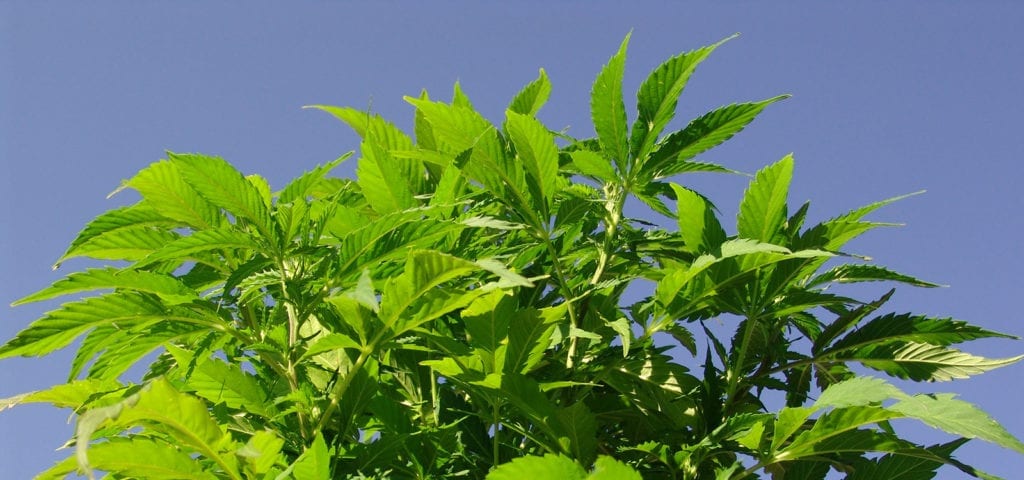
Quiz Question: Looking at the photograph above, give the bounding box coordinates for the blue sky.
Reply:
[2,3,1023,478]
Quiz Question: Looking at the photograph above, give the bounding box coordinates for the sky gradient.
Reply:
[2,3,1023,478]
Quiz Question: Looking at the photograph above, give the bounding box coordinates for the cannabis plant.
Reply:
[4,33,1022,479]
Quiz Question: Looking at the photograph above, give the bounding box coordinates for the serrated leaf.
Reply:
[124,159,222,229]
[14,267,198,306]
[170,152,273,236]
[277,154,350,205]
[644,96,788,180]
[850,342,1023,382]
[506,110,560,214]
[509,68,552,116]
[58,225,181,265]
[135,227,262,268]
[0,378,124,412]
[76,378,237,478]
[79,437,218,480]
[828,313,1014,352]
[238,430,285,476]
[808,264,942,288]
[737,154,794,242]
[892,394,1024,454]
[631,35,733,162]
[553,402,598,465]
[0,292,217,360]
[589,456,643,480]
[301,333,362,360]
[58,204,178,266]
[672,183,726,253]
[487,454,585,480]
[569,150,618,183]
[279,434,330,480]
[813,376,905,410]
[591,33,631,173]
[356,139,418,213]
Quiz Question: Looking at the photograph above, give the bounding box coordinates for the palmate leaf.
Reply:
[630,34,734,162]
[75,378,240,480]
[79,321,210,380]
[590,33,631,173]
[169,153,273,235]
[737,154,793,243]
[643,96,788,181]
[0,292,221,360]
[120,159,222,230]
[797,191,923,251]
[847,439,970,480]
[508,68,552,116]
[13,267,198,307]
[167,346,276,418]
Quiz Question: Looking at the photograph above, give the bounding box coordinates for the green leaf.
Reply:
[644,96,788,180]
[301,333,362,360]
[846,439,970,480]
[630,35,733,162]
[892,394,1024,454]
[504,306,557,374]
[170,152,273,236]
[813,376,904,410]
[553,402,598,465]
[509,68,552,116]
[13,267,198,306]
[462,290,512,353]
[737,154,794,242]
[277,154,350,204]
[123,159,222,229]
[589,456,643,480]
[76,378,239,479]
[58,224,181,264]
[850,342,1023,382]
[57,204,178,267]
[356,139,418,213]
[487,454,586,480]
[280,434,330,480]
[828,313,1014,352]
[0,292,217,360]
[1,378,123,412]
[79,437,219,480]
[808,264,942,288]
[506,110,560,214]
[672,183,726,253]
[170,348,275,418]
[135,227,262,268]
[237,431,285,476]
[569,150,618,183]
[591,33,631,173]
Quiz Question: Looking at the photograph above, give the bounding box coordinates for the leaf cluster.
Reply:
[3,34,1022,479]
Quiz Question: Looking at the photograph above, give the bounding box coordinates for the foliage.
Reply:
[4,34,1023,479]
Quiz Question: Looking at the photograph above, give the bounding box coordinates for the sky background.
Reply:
[2,3,1023,478]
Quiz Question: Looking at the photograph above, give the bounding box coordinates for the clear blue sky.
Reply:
[2,3,1023,478]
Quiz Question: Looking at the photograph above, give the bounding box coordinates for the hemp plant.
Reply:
[3,33,1022,479]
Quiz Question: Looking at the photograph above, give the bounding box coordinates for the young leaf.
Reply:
[509,68,552,116]
[170,152,274,236]
[671,183,726,254]
[487,454,586,480]
[737,154,794,242]
[591,33,631,173]
[630,35,734,162]
[506,110,560,215]
[122,159,222,229]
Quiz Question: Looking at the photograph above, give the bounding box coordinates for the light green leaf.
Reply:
[123,159,222,229]
[13,267,198,306]
[892,394,1024,454]
[301,333,362,360]
[58,225,181,264]
[135,227,262,268]
[509,68,552,116]
[170,152,273,236]
[589,456,642,480]
[76,378,239,479]
[237,431,285,476]
[630,35,733,162]
[829,313,1014,352]
[487,454,586,480]
[277,154,350,204]
[462,290,512,353]
[644,96,788,180]
[506,110,560,214]
[280,434,330,480]
[0,292,216,360]
[808,264,942,288]
[80,437,218,480]
[737,154,794,242]
[569,149,619,184]
[671,183,726,253]
[813,376,904,410]
[850,342,1024,382]
[356,139,418,213]
[0,378,124,412]
[504,306,557,374]
[173,351,275,418]
[590,33,631,173]
[57,204,177,267]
